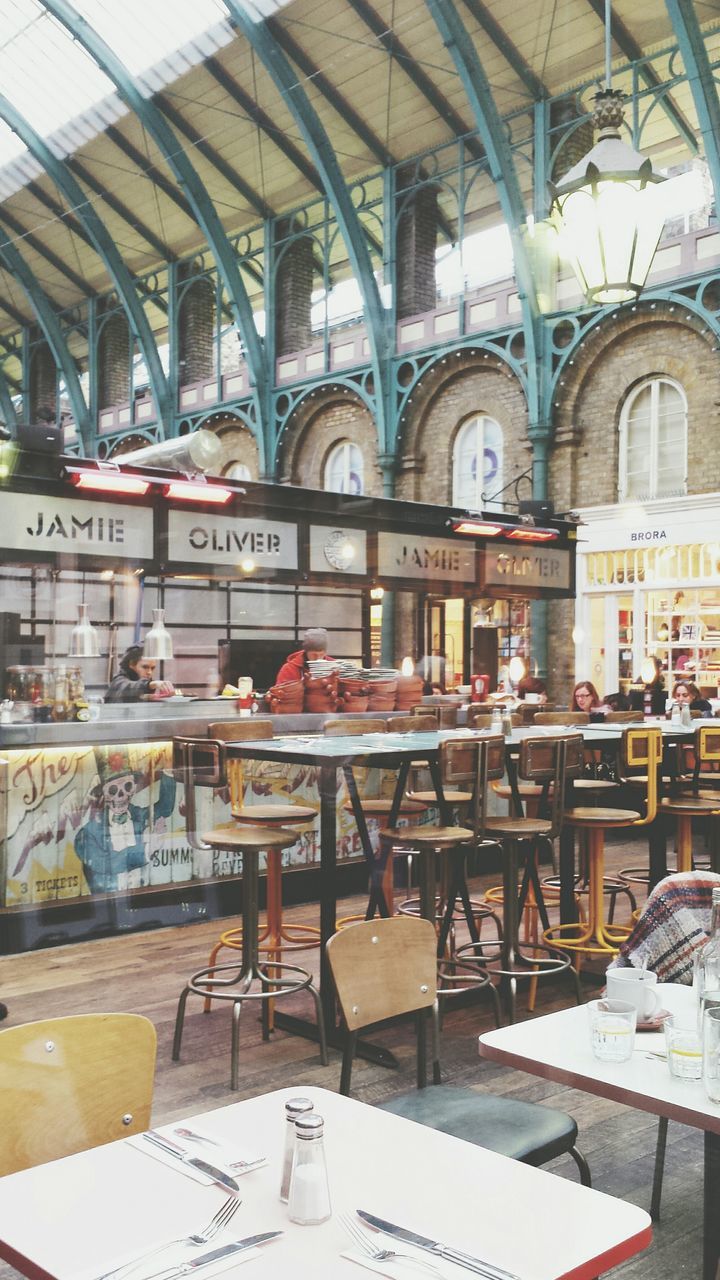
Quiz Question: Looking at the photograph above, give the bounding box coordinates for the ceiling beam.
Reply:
[41,0,268,450]
[460,0,547,101]
[0,90,172,433]
[664,1,720,208]
[586,0,698,155]
[0,207,92,297]
[68,158,176,262]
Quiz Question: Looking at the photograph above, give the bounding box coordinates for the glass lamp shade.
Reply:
[549,90,665,306]
[508,655,527,685]
[68,602,100,658]
[144,608,174,660]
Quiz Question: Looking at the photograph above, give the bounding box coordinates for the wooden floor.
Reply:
[0,837,706,1278]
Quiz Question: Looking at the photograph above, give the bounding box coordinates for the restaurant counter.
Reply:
[0,704,414,953]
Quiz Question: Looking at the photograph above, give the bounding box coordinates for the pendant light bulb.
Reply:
[144,608,174,660]
[68,602,100,659]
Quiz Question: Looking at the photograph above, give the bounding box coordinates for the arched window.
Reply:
[224,462,252,481]
[452,415,504,510]
[619,378,687,502]
[324,440,364,495]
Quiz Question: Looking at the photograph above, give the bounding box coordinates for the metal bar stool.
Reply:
[459,734,584,1022]
[544,726,662,964]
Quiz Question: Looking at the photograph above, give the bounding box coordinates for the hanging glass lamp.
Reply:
[144,608,174,660]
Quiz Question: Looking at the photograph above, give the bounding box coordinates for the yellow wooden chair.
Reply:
[0,1012,156,1175]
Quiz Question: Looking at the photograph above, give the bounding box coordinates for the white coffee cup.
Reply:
[605,967,661,1020]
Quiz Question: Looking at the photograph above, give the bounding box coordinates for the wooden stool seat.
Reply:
[231,803,315,825]
[380,823,473,847]
[343,797,427,817]
[660,796,720,815]
[572,779,619,792]
[201,823,297,850]
[485,816,552,838]
[493,782,544,800]
[564,806,640,826]
[409,789,472,805]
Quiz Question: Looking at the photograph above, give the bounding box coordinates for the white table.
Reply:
[0,1086,650,1280]
[479,985,720,1279]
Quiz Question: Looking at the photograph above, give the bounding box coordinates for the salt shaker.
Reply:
[287,1113,331,1225]
[491,707,503,733]
[280,1096,314,1202]
[681,703,692,728]
[502,710,513,737]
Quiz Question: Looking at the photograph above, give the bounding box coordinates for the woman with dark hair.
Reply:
[571,681,608,720]
[105,644,175,702]
[672,680,713,717]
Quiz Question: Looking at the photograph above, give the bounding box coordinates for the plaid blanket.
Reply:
[610,871,720,984]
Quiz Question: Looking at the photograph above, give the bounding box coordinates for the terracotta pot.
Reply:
[367,677,398,711]
[395,675,424,710]
[337,678,370,713]
[266,679,304,715]
[304,671,338,714]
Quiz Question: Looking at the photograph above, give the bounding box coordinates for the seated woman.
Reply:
[571,680,608,721]
[672,680,713,717]
[516,674,548,704]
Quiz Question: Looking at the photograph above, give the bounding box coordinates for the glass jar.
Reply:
[6,666,31,702]
[68,667,84,701]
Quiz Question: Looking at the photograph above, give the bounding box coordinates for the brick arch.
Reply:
[395,353,529,504]
[209,415,260,477]
[550,310,719,512]
[277,390,381,494]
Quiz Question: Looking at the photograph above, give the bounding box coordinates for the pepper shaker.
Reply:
[280,1096,314,1202]
[288,1113,331,1225]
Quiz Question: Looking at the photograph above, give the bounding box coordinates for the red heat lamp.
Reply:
[69,470,150,496]
[451,520,505,537]
[164,480,233,505]
[506,527,558,542]
[451,517,559,542]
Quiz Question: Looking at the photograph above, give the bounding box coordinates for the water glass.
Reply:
[664,1012,703,1080]
[703,1007,720,1103]
[587,999,636,1062]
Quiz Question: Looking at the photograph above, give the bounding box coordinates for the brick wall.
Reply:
[214,420,260,476]
[275,223,315,356]
[28,341,57,420]
[98,312,130,409]
[279,392,382,494]
[179,274,215,383]
[396,165,438,320]
[550,95,594,182]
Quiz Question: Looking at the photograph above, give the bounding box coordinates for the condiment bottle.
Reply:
[681,703,692,728]
[287,1113,331,1225]
[280,1096,314,1202]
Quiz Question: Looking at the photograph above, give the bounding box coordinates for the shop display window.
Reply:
[646,588,720,688]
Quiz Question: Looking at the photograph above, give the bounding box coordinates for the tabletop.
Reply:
[479,984,720,1133]
[0,1086,651,1280]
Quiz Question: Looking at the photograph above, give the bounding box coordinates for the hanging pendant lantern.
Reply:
[68,602,100,659]
[549,87,666,306]
[144,608,174,660]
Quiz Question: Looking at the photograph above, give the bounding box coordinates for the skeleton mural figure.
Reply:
[74,746,176,893]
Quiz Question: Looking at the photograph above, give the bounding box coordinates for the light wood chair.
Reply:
[0,1013,156,1176]
[326,916,590,1184]
[412,704,458,728]
[604,711,644,723]
[544,726,662,962]
[467,709,521,730]
[533,711,590,725]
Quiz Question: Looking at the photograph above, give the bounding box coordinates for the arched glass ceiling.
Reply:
[0,0,292,199]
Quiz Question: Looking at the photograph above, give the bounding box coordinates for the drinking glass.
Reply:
[664,1012,703,1080]
[587,999,636,1062]
[703,1007,720,1103]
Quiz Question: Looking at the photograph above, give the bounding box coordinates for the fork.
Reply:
[340,1213,441,1275]
[95,1196,239,1280]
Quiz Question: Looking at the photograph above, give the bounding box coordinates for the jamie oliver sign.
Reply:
[484,546,571,590]
[377,532,476,582]
[3,492,153,559]
[168,509,298,570]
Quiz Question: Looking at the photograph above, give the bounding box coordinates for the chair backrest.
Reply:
[619,725,662,825]
[405,709,439,729]
[519,733,584,835]
[604,710,643,723]
[534,711,589,725]
[173,735,228,849]
[439,735,505,842]
[323,718,386,736]
[413,704,457,728]
[327,916,437,1030]
[0,1013,156,1176]
[208,719,273,741]
[390,715,434,734]
[466,709,521,729]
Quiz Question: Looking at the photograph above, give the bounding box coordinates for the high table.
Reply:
[479,984,719,1279]
[225,731,452,1060]
[0,1086,652,1280]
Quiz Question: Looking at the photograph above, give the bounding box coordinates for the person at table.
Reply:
[628,656,667,716]
[275,627,332,684]
[416,649,447,694]
[516,674,548,704]
[105,644,175,702]
[571,680,609,720]
[672,680,713,717]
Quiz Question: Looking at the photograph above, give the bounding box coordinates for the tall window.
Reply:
[452,415,504,510]
[324,440,364,495]
[619,378,687,501]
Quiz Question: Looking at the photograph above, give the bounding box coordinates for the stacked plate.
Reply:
[306,658,340,679]
[357,667,400,680]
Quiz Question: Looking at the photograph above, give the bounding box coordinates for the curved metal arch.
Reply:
[394,338,528,444]
[194,403,267,476]
[223,1,392,454]
[0,366,18,430]
[664,1,720,216]
[425,0,541,424]
[0,92,172,436]
[41,0,267,429]
[272,376,376,475]
[547,291,720,413]
[0,237,90,448]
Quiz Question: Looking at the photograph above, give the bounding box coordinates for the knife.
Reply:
[143,1132,240,1194]
[357,1211,521,1280]
[142,1232,282,1280]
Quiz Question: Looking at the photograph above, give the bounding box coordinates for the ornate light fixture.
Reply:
[548,1,666,305]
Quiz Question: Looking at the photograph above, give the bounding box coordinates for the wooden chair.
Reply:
[544,726,662,962]
[533,711,590,725]
[467,710,522,730]
[0,1013,156,1176]
[326,916,590,1184]
[412,704,458,728]
[383,737,505,957]
[604,711,644,723]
